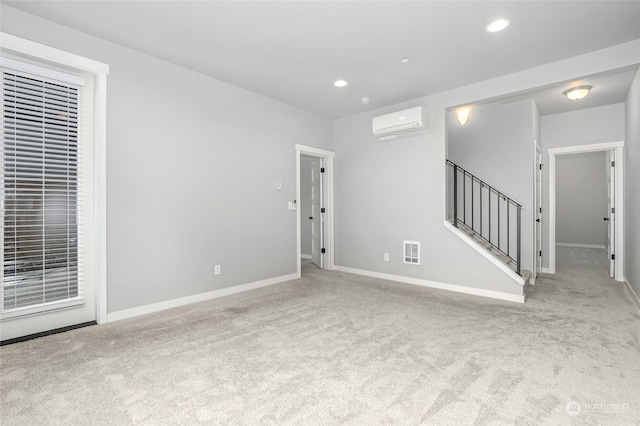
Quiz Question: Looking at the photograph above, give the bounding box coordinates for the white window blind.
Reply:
[2,67,85,317]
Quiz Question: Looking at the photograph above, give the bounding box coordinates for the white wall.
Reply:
[625,68,640,298]
[334,41,640,298]
[0,6,333,313]
[300,155,314,256]
[447,99,536,273]
[555,152,607,247]
[540,104,625,268]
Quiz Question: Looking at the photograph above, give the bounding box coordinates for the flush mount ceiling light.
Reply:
[400,58,410,64]
[563,85,592,100]
[456,108,471,125]
[486,18,510,32]
[333,79,348,88]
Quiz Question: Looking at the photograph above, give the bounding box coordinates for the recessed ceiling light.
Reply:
[333,80,348,88]
[563,85,592,100]
[486,18,510,33]
[400,58,409,64]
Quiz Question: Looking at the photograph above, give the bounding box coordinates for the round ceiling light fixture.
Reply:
[563,85,592,101]
[486,18,510,33]
[333,79,348,88]
[400,58,409,64]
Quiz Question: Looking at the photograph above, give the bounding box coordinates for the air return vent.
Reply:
[403,241,420,265]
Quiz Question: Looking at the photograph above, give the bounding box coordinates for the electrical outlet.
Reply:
[214,265,221,275]
[384,253,389,262]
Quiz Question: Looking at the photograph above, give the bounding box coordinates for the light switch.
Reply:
[276,181,283,191]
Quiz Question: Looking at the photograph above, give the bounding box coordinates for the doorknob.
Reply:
[536,218,540,223]
[604,217,609,221]
[309,216,313,220]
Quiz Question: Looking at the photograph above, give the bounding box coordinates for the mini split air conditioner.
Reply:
[372,106,426,141]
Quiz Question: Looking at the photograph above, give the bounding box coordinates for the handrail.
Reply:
[446,160,522,276]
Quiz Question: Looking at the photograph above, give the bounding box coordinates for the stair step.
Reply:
[455,222,528,286]
[477,240,492,249]
[462,227,475,236]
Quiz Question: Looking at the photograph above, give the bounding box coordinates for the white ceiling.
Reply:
[496,66,639,115]
[4,1,640,119]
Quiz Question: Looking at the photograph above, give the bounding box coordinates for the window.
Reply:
[1,63,86,318]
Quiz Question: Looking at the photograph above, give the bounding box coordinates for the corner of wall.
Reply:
[624,67,640,298]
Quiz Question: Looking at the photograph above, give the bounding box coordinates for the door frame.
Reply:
[295,144,335,276]
[532,140,542,284]
[0,33,109,332]
[606,151,616,277]
[548,141,624,281]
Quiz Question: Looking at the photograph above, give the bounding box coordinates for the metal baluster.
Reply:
[463,171,466,224]
[517,204,521,275]
[453,164,458,227]
[480,183,483,238]
[488,189,491,244]
[471,176,475,231]
[507,198,510,257]
[497,192,500,251]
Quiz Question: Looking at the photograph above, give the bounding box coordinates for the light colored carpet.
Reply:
[556,245,609,270]
[1,253,639,425]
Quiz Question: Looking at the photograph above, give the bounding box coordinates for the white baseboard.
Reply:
[556,243,606,250]
[301,254,312,260]
[625,279,640,309]
[107,273,298,323]
[334,265,525,304]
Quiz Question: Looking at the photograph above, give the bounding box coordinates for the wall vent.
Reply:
[403,241,420,265]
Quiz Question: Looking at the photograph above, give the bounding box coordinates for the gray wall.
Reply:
[334,101,535,297]
[334,113,520,296]
[300,156,314,257]
[3,5,639,310]
[1,6,333,313]
[447,100,536,274]
[333,42,639,298]
[556,152,607,247]
[540,103,625,268]
[625,68,640,298]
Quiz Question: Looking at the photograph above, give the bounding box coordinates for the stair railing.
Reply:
[446,160,522,276]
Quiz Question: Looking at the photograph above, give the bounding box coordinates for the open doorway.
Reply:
[295,145,335,277]
[300,155,324,268]
[548,141,625,281]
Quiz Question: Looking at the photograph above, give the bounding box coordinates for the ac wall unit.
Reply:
[372,106,426,141]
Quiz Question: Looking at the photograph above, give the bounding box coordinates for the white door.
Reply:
[606,151,615,277]
[310,159,323,268]
[1,64,97,342]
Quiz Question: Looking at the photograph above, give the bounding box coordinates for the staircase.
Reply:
[446,160,532,291]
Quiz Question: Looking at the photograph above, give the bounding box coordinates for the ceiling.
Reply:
[4,1,640,119]
[497,66,639,116]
